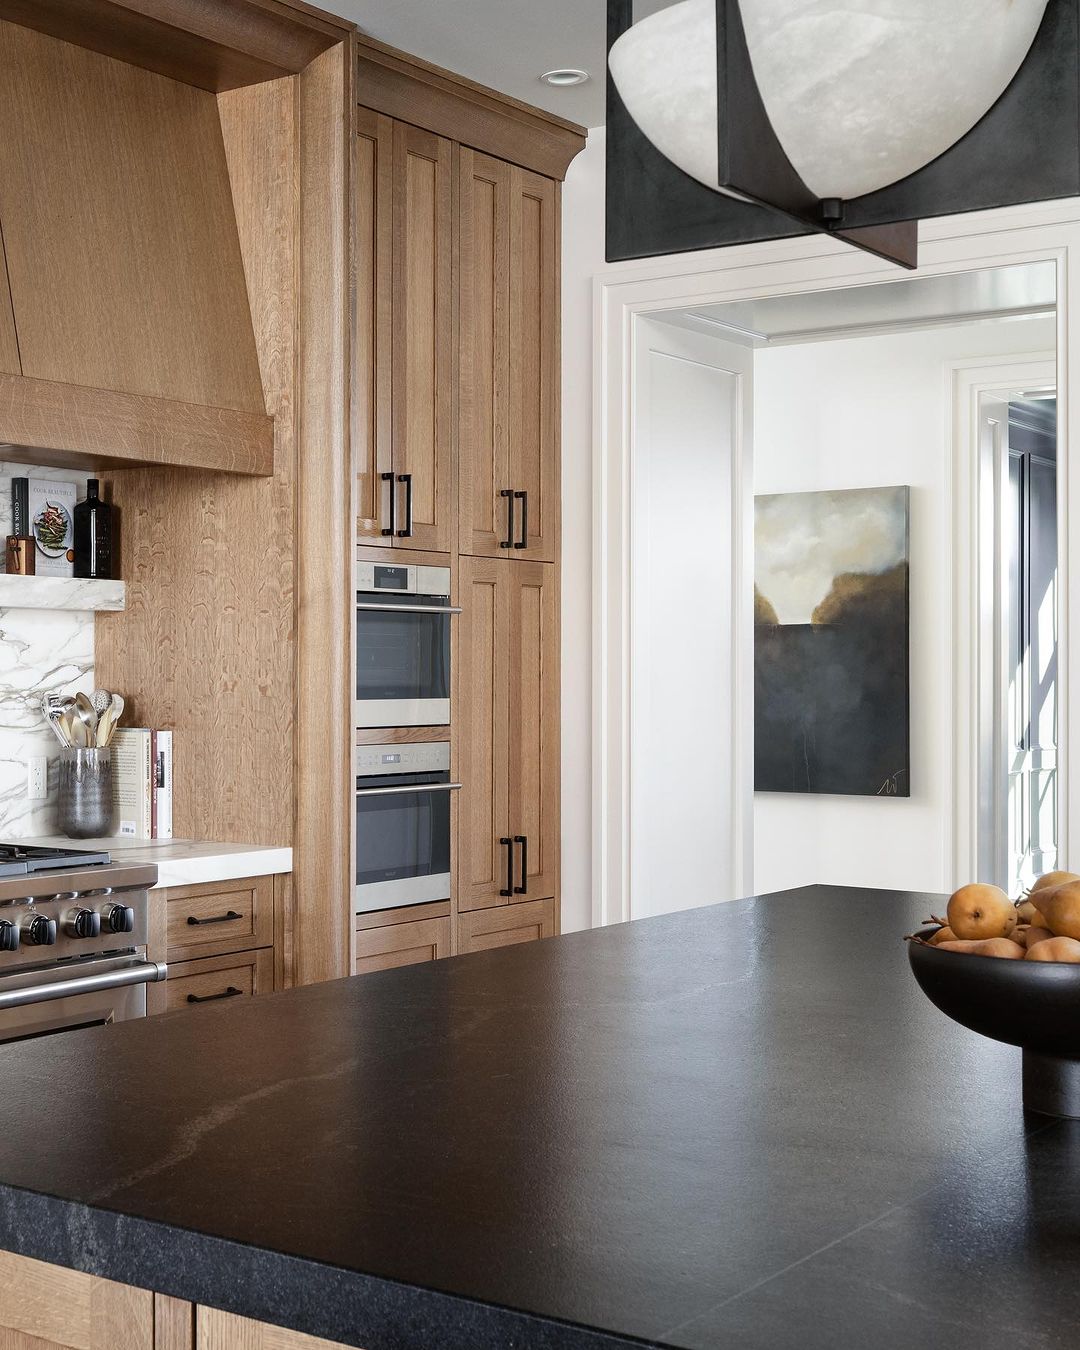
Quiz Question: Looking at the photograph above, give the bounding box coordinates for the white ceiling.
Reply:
[318,0,671,127]
[651,262,1058,346]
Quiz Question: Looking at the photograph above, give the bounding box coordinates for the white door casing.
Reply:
[629,318,753,920]
[949,357,1057,890]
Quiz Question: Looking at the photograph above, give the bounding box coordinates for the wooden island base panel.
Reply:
[0,1256,348,1350]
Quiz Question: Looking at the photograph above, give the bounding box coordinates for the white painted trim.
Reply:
[948,354,1057,889]
[594,200,1080,925]
[624,321,752,923]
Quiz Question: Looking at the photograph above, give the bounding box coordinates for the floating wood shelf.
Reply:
[0,575,125,611]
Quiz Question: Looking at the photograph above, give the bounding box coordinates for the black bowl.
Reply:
[908,926,1080,1118]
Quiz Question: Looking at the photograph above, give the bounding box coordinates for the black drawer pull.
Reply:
[500,488,514,548]
[514,491,528,549]
[187,910,243,926]
[499,837,514,897]
[187,986,243,1004]
[514,834,528,894]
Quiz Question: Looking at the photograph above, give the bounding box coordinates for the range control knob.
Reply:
[65,907,101,940]
[100,903,135,935]
[0,920,18,953]
[21,914,57,947]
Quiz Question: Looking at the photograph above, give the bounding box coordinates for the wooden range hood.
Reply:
[0,16,288,475]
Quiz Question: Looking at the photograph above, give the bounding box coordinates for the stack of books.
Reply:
[11,476,77,576]
[111,729,173,839]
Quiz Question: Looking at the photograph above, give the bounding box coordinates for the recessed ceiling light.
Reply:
[540,68,590,87]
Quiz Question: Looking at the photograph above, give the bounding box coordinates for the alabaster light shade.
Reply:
[608,0,1050,202]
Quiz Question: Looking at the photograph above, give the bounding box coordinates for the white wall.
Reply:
[560,127,606,931]
[753,316,1056,895]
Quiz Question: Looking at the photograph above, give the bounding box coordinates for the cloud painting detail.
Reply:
[755,486,910,798]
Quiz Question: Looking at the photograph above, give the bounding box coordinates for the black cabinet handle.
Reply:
[396,473,413,538]
[381,471,395,537]
[187,910,242,926]
[187,986,243,1004]
[499,489,514,548]
[514,491,528,549]
[499,837,514,897]
[513,835,528,894]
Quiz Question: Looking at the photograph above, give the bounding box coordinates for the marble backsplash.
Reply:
[0,464,93,837]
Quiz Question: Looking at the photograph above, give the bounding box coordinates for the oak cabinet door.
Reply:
[506,561,559,902]
[197,1306,351,1348]
[456,556,511,911]
[0,1251,153,1349]
[391,122,454,553]
[459,147,512,557]
[354,914,451,975]
[458,897,555,953]
[507,169,558,562]
[354,108,394,545]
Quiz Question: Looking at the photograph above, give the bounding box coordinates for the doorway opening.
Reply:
[979,389,1059,894]
[622,261,1059,920]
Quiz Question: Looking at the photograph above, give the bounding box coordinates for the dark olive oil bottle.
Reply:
[73,479,113,580]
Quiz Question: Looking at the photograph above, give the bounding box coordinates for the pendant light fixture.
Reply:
[605,0,1070,269]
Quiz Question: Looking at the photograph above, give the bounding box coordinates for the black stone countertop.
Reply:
[0,885,1074,1350]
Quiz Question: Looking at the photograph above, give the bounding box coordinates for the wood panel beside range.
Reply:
[352,35,584,967]
[74,0,358,990]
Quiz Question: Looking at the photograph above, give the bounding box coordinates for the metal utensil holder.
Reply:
[57,747,114,839]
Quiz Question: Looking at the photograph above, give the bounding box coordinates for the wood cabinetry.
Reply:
[354,911,451,974]
[459,153,558,561]
[197,1307,351,1348]
[148,874,285,1014]
[0,1250,152,1349]
[0,1254,350,1350]
[458,897,555,953]
[456,557,559,915]
[165,948,276,1010]
[355,112,454,551]
[0,231,18,376]
[0,17,281,472]
[506,168,559,563]
[351,40,583,973]
[165,876,276,962]
[459,148,510,556]
[354,106,393,544]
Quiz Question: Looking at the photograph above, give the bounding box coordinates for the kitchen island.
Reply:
[0,885,1069,1350]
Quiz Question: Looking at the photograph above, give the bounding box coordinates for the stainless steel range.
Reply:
[0,844,165,1043]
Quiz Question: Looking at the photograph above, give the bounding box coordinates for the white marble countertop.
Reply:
[24,837,292,889]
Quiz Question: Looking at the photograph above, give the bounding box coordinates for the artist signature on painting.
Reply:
[877,770,908,796]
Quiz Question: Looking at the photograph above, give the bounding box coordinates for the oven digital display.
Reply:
[381,754,401,764]
[374,566,408,591]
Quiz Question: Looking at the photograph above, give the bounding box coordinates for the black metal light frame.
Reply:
[606,0,1079,269]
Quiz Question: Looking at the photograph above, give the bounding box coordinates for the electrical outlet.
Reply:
[27,757,47,800]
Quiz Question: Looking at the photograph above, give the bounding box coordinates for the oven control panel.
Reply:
[357,742,450,775]
[0,890,148,970]
[356,561,451,597]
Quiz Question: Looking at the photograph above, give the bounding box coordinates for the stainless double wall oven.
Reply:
[355,562,459,729]
[355,742,459,913]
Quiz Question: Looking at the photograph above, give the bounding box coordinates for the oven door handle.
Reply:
[355,602,462,615]
[355,782,462,797]
[0,961,168,1011]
